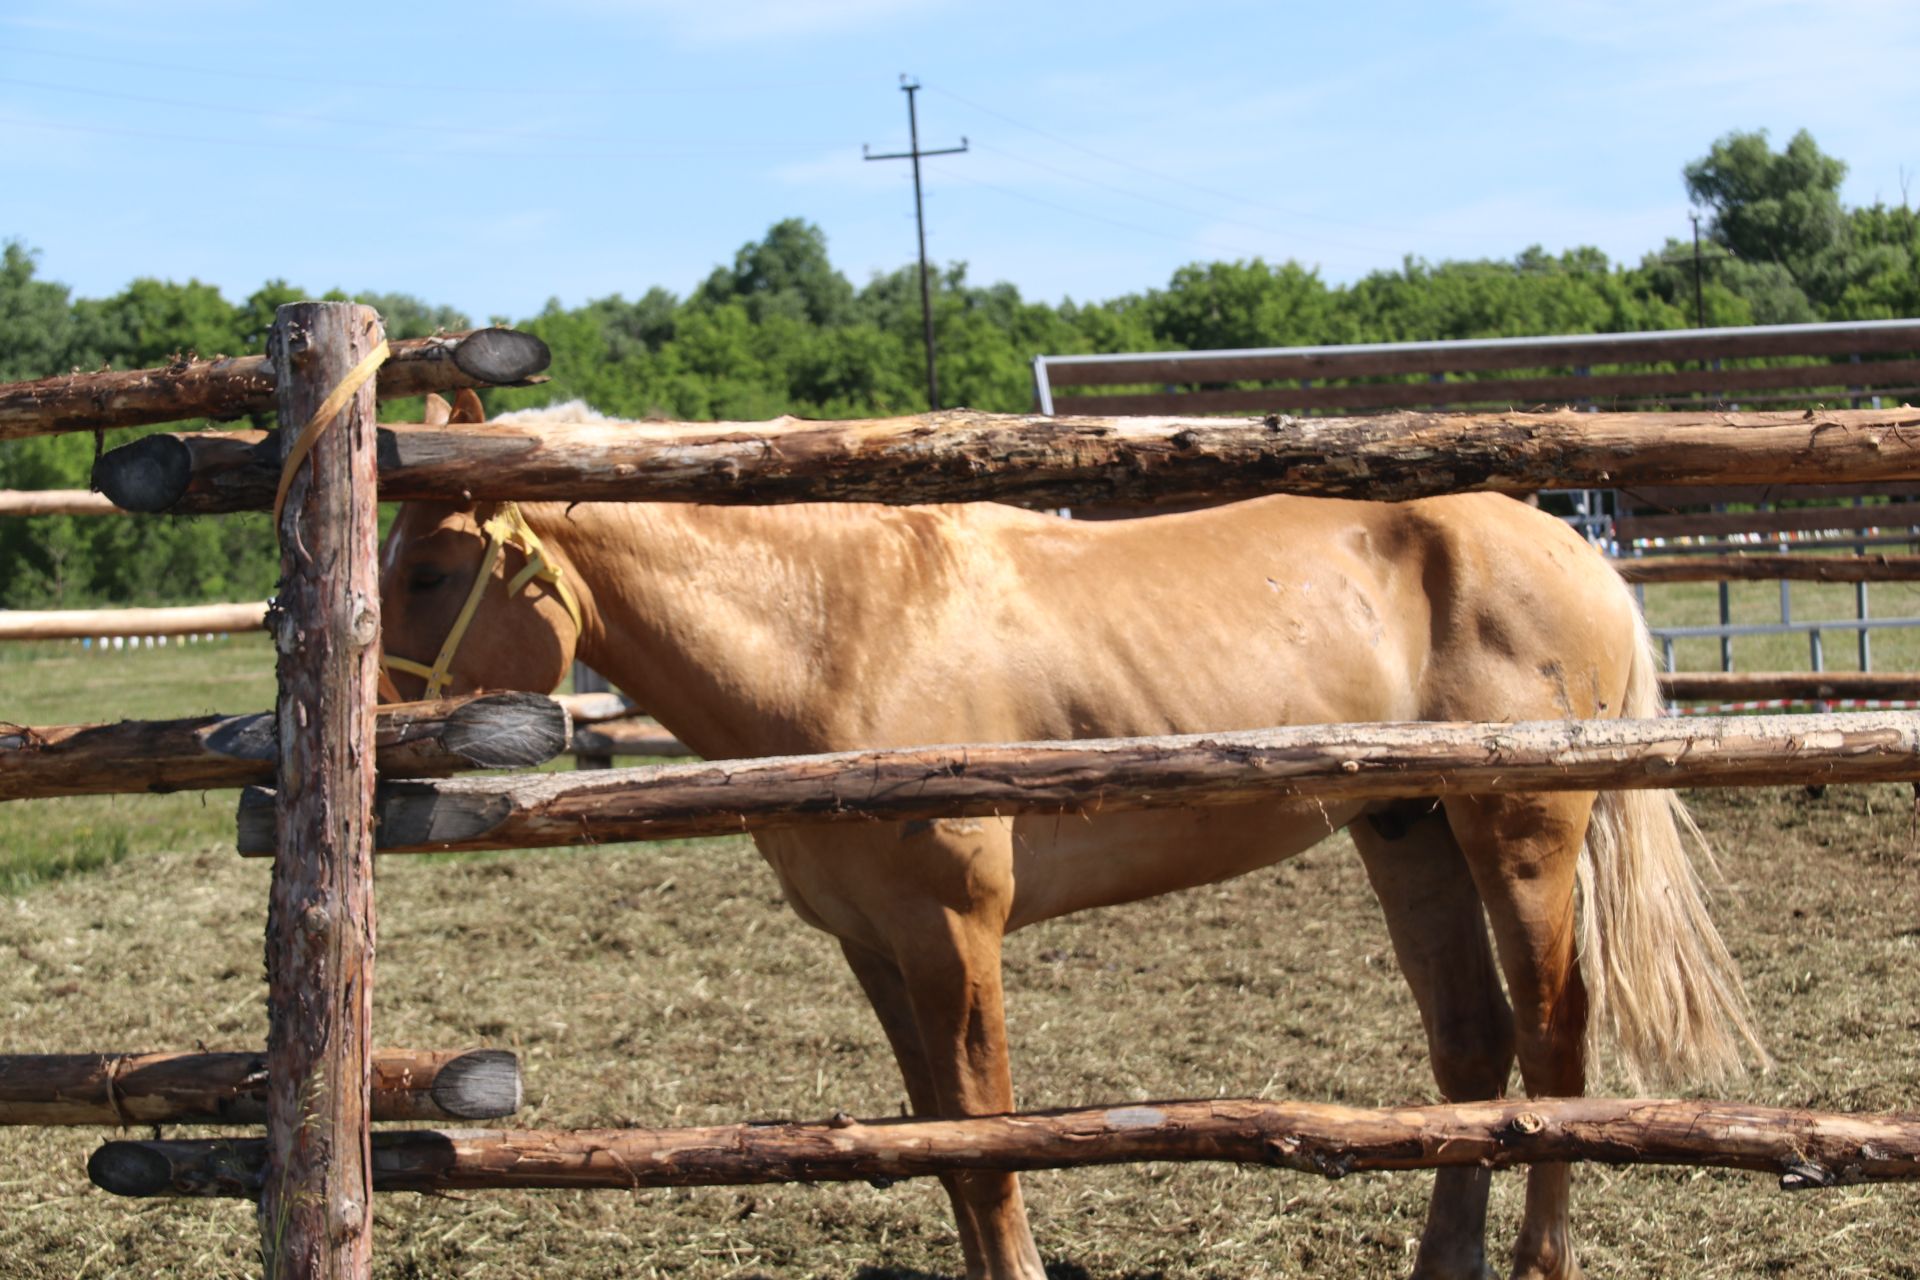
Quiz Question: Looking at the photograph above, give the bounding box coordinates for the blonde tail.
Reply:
[1577,602,1768,1088]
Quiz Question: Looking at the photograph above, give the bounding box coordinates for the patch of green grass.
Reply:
[1,634,276,889]
[1640,577,1920,673]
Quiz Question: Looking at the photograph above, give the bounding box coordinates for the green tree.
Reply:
[693,218,854,328]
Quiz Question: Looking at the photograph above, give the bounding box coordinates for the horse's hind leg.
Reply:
[1443,791,1595,1280]
[1352,801,1513,1280]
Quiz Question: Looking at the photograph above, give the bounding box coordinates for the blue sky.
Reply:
[4,0,1917,324]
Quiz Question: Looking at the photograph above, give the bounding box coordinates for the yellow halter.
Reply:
[380,501,584,702]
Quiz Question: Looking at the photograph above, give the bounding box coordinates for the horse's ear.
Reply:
[423,393,452,425]
[452,388,487,424]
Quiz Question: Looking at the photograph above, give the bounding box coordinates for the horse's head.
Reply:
[376,391,583,703]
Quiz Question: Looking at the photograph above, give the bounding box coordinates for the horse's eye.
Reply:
[407,566,451,592]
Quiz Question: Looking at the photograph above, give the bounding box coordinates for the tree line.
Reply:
[2,128,1916,608]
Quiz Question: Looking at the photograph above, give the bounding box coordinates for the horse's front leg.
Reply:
[845,819,1046,1280]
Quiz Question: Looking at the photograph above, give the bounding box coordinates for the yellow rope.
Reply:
[272,338,390,532]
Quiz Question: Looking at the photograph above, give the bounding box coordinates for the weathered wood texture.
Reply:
[0,601,268,641]
[571,718,693,760]
[261,302,381,1279]
[0,488,121,517]
[235,712,1920,856]
[0,328,549,440]
[1614,554,1920,584]
[1660,672,1920,702]
[552,692,636,724]
[0,691,569,801]
[84,1095,1920,1199]
[89,407,1920,515]
[0,1048,519,1126]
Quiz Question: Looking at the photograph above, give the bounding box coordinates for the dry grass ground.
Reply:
[2,617,1919,1277]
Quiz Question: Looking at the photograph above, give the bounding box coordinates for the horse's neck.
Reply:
[528,502,862,759]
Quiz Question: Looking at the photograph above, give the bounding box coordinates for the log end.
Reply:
[444,693,571,769]
[235,786,274,856]
[450,328,552,386]
[90,434,192,513]
[88,1142,174,1197]
[199,711,277,764]
[431,1049,523,1119]
[374,781,514,850]
[238,782,515,854]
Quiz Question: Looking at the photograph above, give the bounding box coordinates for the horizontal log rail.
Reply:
[0,489,121,517]
[87,407,1920,515]
[1613,554,1920,583]
[234,711,1920,855]
[85,1094,1920,1198]
[1660,672,1920,702]
[1,691,568,800]
[572,718,693,759]
[0,327,550,440]
[552,692,636,724]
[0,1048,519,1126]
[0,601,268,641]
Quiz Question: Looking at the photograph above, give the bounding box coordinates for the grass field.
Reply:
[2,586,1918,1278]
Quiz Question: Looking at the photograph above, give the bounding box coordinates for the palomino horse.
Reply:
[378,395,1759,1280]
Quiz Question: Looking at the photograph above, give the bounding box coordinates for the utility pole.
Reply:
[1689,211,1707,330]
[865,76,967,410]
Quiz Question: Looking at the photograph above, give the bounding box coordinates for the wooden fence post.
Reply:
[261,301,382,1279]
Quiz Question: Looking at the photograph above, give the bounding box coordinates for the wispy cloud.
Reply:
[547,0,948,43]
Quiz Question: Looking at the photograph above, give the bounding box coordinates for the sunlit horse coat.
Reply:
[379,396,1758,1280]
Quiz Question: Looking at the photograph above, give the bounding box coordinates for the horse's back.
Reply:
[910,492,1634,739]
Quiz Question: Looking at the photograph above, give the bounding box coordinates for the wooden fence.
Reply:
[5,312,1920,1277]
[1031,317,1920,417]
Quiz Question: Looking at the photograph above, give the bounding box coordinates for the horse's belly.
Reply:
[1006,798,1363,930]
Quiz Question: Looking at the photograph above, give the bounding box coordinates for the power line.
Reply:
[0,74,832,150]
[968,139,1391,256]
[0,111,799,164]
[942,169,1279,263]
[923,82,1436,240]
[0,42,845,97]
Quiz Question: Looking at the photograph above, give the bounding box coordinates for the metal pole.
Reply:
[904,83,939,411]
[863,79,967,414]
[1689,213,1706,330]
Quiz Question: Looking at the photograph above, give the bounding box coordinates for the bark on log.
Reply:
[571,718,693,759]
[1615,554,1920,584]
[0,601,268,641]
[0,489,121,517]
[89,407,1920,515]
[0,692,569,801]
[234,711,1920,856]
[0,1048,519,1126]
[1659,672,1920,702]
[261,302,381,1279]
[0,328,550,440]
[83,1095,1920,1199]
